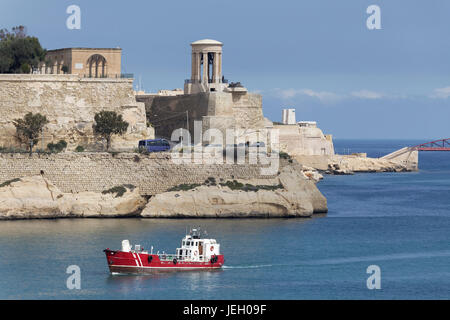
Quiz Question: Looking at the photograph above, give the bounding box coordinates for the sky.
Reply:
[2,0,450,139]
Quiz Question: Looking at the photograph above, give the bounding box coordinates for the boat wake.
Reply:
[301,250,450,266]
[223,250,450,270]
[223,264,274,269]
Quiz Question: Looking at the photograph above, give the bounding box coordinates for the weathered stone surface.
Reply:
[141,163,327,218]
[0,176,146,219]
[326,155,413,174]
[0,152,281,196]
[137,91,265,144]
[0,75,154,151]
[293,153,416,173]
[301,165,324,182]
[274,124,335,157]
[0,160,327,219]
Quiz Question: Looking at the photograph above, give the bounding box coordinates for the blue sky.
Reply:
[2,0,450,139]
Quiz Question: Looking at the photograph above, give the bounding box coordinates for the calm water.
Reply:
[0,140,449,300]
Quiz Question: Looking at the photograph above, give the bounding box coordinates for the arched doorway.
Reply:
[86,54,107,78]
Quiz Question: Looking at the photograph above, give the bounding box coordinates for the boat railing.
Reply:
[157,254,209,262]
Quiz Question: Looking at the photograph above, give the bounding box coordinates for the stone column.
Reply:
[218,53,222,82]
[202,52,208,84]
[214,52,220,83]
[197,53,201,82]
[191,52,196,81]
[211,53,216,83]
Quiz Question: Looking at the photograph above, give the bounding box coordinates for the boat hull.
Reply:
[104,249,224,274]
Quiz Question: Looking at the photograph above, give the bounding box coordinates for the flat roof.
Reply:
[47,47,122,52]
[191,39,222,45]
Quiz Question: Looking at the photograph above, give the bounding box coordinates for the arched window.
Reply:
[86,54,107,78]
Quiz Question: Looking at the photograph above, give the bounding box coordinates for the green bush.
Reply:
[220,180,284,192]
[0,178,21,188]
[204,177,216,186]
[137,147,149,155]
[219,180,244,190]
[102,184,135,198]
[167,183,201,192]
[75,146,85,152]
[279,151,291,160]
[47,140,67,153]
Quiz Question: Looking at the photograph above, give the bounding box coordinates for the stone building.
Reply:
[39,48,122,78]
[137,39,267,143]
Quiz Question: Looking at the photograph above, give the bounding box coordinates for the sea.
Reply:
[0,140,448,300]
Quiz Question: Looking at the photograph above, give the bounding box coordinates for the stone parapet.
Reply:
[0,152,281,196]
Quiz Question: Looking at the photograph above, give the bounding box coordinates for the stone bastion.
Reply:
[0,152,283,196]
[0,74,153,151]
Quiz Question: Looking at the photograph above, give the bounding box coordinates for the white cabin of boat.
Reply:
[176,228,220,262]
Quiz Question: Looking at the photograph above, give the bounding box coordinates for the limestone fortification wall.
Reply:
[0,74,153,151]
[231,93,265,129]
[0,153,279,196]
[275,124,335,157]
[137,93,210,140]
[137,91,265,142]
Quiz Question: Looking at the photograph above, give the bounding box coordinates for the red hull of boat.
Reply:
[104,249,225,273]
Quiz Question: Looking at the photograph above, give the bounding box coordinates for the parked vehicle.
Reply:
[138,139,171,152]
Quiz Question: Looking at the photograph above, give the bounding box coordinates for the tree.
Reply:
[0,25,46,73]
[13,112,48,155]
[61,65,69,74]
[93,111,129,151]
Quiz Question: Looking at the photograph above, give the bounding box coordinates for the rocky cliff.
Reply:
[0,163,327,220]
[0,176,146,219]
[141,164,327,218]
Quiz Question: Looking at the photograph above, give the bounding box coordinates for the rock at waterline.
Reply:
[141,164,328,218]
[0,176,146,219]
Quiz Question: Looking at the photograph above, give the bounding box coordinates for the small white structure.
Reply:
[298,121,317,128]
[121,240,131,252]
[282,108,296,125]
[275,109,335,157]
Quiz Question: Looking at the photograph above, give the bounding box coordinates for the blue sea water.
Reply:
[0,140,448,300]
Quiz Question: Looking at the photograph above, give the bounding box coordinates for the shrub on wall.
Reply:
[47,140,67,153]
[13,112,48,155]
[102,184,136,198]
[61,65,69,74]
[92,111,129,151]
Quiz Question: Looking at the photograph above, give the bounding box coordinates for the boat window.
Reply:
[187,241,190,246]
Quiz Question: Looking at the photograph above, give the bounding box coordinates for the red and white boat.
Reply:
[103,228,225,274]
